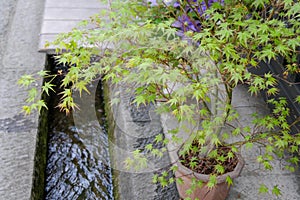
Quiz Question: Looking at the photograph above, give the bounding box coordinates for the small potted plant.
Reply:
[19,0,300,199]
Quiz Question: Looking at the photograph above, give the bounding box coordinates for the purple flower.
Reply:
[173,0,224,32]
[207,0,223,6]
[173,2,180,7]
[148,0,225,36]
[172,15,201,32]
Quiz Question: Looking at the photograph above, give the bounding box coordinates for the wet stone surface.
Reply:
[45,120,113,200]
[45,69,113,199]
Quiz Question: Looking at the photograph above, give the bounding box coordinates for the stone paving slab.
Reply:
[39,0,106,52]
[0,130,37,200]
[41,20,83,34]
[45,0,104,9]
[0,0,46,199]
[44,8,101,20]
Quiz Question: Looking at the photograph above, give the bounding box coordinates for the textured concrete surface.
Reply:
[228,85,300,200]
[161,84,300,200]
[0,0,46,199]
[104,83,179,200]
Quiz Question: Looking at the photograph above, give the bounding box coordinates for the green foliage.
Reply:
[19,0,300,198]
[207,175,217,189]
[18,71,55,114]
[259,184,269,194]
[272,185,282,196]
[225,176,233,187]
[18,75,35,87]
[42,82,55,95]
[124,149,148,171]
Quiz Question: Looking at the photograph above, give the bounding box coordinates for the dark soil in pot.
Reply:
[179,146,239,175]
[176,145,244,200]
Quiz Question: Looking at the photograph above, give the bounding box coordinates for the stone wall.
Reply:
[103,82,179,200]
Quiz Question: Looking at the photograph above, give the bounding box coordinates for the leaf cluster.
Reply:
[19,0,300,197]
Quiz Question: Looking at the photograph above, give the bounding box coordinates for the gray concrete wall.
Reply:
[0,0,46,199]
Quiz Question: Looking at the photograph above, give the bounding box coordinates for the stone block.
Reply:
[41,20,81,34]
[44,8,101,20]
[45,0,105,9]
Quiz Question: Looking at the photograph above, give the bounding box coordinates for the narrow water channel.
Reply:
[44,57,113,200]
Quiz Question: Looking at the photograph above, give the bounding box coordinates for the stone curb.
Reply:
[104,83,179,200]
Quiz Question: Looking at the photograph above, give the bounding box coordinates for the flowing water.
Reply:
[44,61,113,200]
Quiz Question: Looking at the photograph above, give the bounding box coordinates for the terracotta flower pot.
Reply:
[175,154,245,200]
